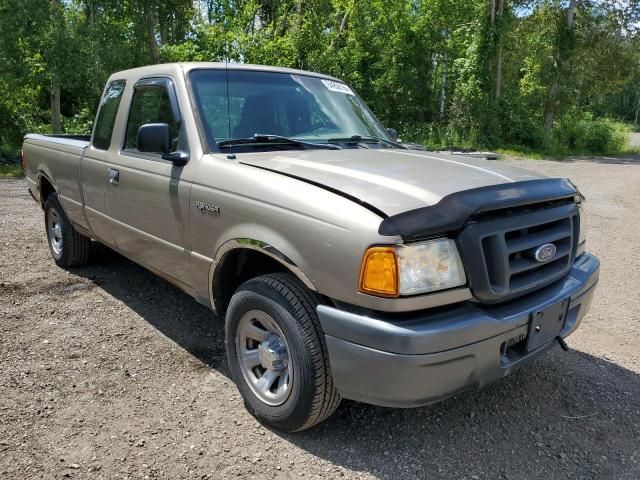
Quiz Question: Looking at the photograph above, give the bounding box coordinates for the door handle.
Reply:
[108,168,119,185]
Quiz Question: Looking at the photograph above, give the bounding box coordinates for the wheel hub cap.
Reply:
[236,310,293,406]
[258,334,289,371]
[47,209,63,255]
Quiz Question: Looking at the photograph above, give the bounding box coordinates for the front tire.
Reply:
[225,273,341,431]
[44,193,91,267]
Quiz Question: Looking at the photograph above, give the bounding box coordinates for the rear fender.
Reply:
[37,169,56,206]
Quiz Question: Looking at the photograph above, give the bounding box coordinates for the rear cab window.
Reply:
[92,80,126,150]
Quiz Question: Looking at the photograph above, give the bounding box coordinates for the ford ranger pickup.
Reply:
[22,63,599,431]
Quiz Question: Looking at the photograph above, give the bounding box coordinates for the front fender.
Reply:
[212,238,316,290]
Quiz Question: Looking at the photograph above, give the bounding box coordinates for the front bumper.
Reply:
[317,253,599,408]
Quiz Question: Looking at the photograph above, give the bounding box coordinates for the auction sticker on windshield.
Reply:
[322,79,355,95]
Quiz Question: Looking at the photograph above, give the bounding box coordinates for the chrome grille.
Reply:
[458,201,579,303]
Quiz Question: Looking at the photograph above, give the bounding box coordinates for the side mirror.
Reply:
[138,123,170,154]
[137,123,187,166]
[386,127,398,143]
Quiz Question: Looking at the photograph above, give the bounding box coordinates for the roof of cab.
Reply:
[109,62,343,83]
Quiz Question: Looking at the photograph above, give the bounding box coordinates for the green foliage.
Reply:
[1,141,22,177]
[1,0,639,157]
[0,163,23,178]
[553,111,629,155]
[62,108,94,135]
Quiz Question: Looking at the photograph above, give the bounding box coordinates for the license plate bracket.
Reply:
[526,298,570,351]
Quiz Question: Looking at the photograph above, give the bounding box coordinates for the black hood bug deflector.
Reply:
[378,178,579,241]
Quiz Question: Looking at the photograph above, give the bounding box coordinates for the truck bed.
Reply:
[22,133,90,224]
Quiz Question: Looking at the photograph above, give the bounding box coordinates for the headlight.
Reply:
[359,239,466,297]
[397,239,466,295]
[578,204,587,246]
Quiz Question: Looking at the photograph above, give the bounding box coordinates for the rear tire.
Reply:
[225,273,341,431]
[44,193,91,267]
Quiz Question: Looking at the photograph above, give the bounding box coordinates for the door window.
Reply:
[92,80,126,150]
[124,85,181,152]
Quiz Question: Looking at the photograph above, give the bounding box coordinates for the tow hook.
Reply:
[556,336,570,351]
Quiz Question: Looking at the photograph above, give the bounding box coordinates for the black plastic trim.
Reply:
[378,178,578,240]
[133,77,182,124]
[240,163,388,219]
[457,202,578,303]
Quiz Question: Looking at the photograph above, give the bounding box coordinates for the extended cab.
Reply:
[22,63,599,431]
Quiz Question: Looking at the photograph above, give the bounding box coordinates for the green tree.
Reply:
[1,0,639,155]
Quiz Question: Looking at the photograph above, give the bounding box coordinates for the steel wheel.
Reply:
[226,274,341,431]
[47,208,63,256]
[43,193,91,267]
[236,309,293,406]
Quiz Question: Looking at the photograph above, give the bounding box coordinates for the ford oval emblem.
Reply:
[534,243,557,263]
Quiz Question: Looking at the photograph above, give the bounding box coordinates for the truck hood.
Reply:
[239,149,544,216]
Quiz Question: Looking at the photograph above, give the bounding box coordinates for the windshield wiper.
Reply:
[327,135,406,149]
[218,134,341,150]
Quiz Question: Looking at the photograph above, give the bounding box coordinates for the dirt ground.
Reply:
[1,156,639,479]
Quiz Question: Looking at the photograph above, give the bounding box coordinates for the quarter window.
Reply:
[92,80,125,150]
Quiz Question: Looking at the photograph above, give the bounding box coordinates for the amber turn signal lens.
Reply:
[359,247,399,297]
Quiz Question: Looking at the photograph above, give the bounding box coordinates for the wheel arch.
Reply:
[37,171,57,208]
[209,239,317,314]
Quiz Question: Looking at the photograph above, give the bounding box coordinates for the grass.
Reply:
[494,148,552,160]
[0,164,23,178]
[624,146,640,155]
[496,146,640,160]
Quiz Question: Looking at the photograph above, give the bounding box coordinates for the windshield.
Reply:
[189,69,391,150]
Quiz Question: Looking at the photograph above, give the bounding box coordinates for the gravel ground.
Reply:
[1,156,640,479]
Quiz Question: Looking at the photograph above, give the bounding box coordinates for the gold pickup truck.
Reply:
[22,63,599,431]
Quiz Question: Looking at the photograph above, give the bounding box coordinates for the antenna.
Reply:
[225,58,232,152]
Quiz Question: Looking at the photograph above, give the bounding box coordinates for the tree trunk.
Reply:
[543,0,578,134]
[87,0,94,28]
[159,17,168,45]
[567,0,577,29]
[544,79,559,132]
[494,0,504,103]
[440,60,447,120]
[144,3,159,64]
[49,0,63,133]
[51,78,62,134]
[329,10,349,50]
[495,44,503,101]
